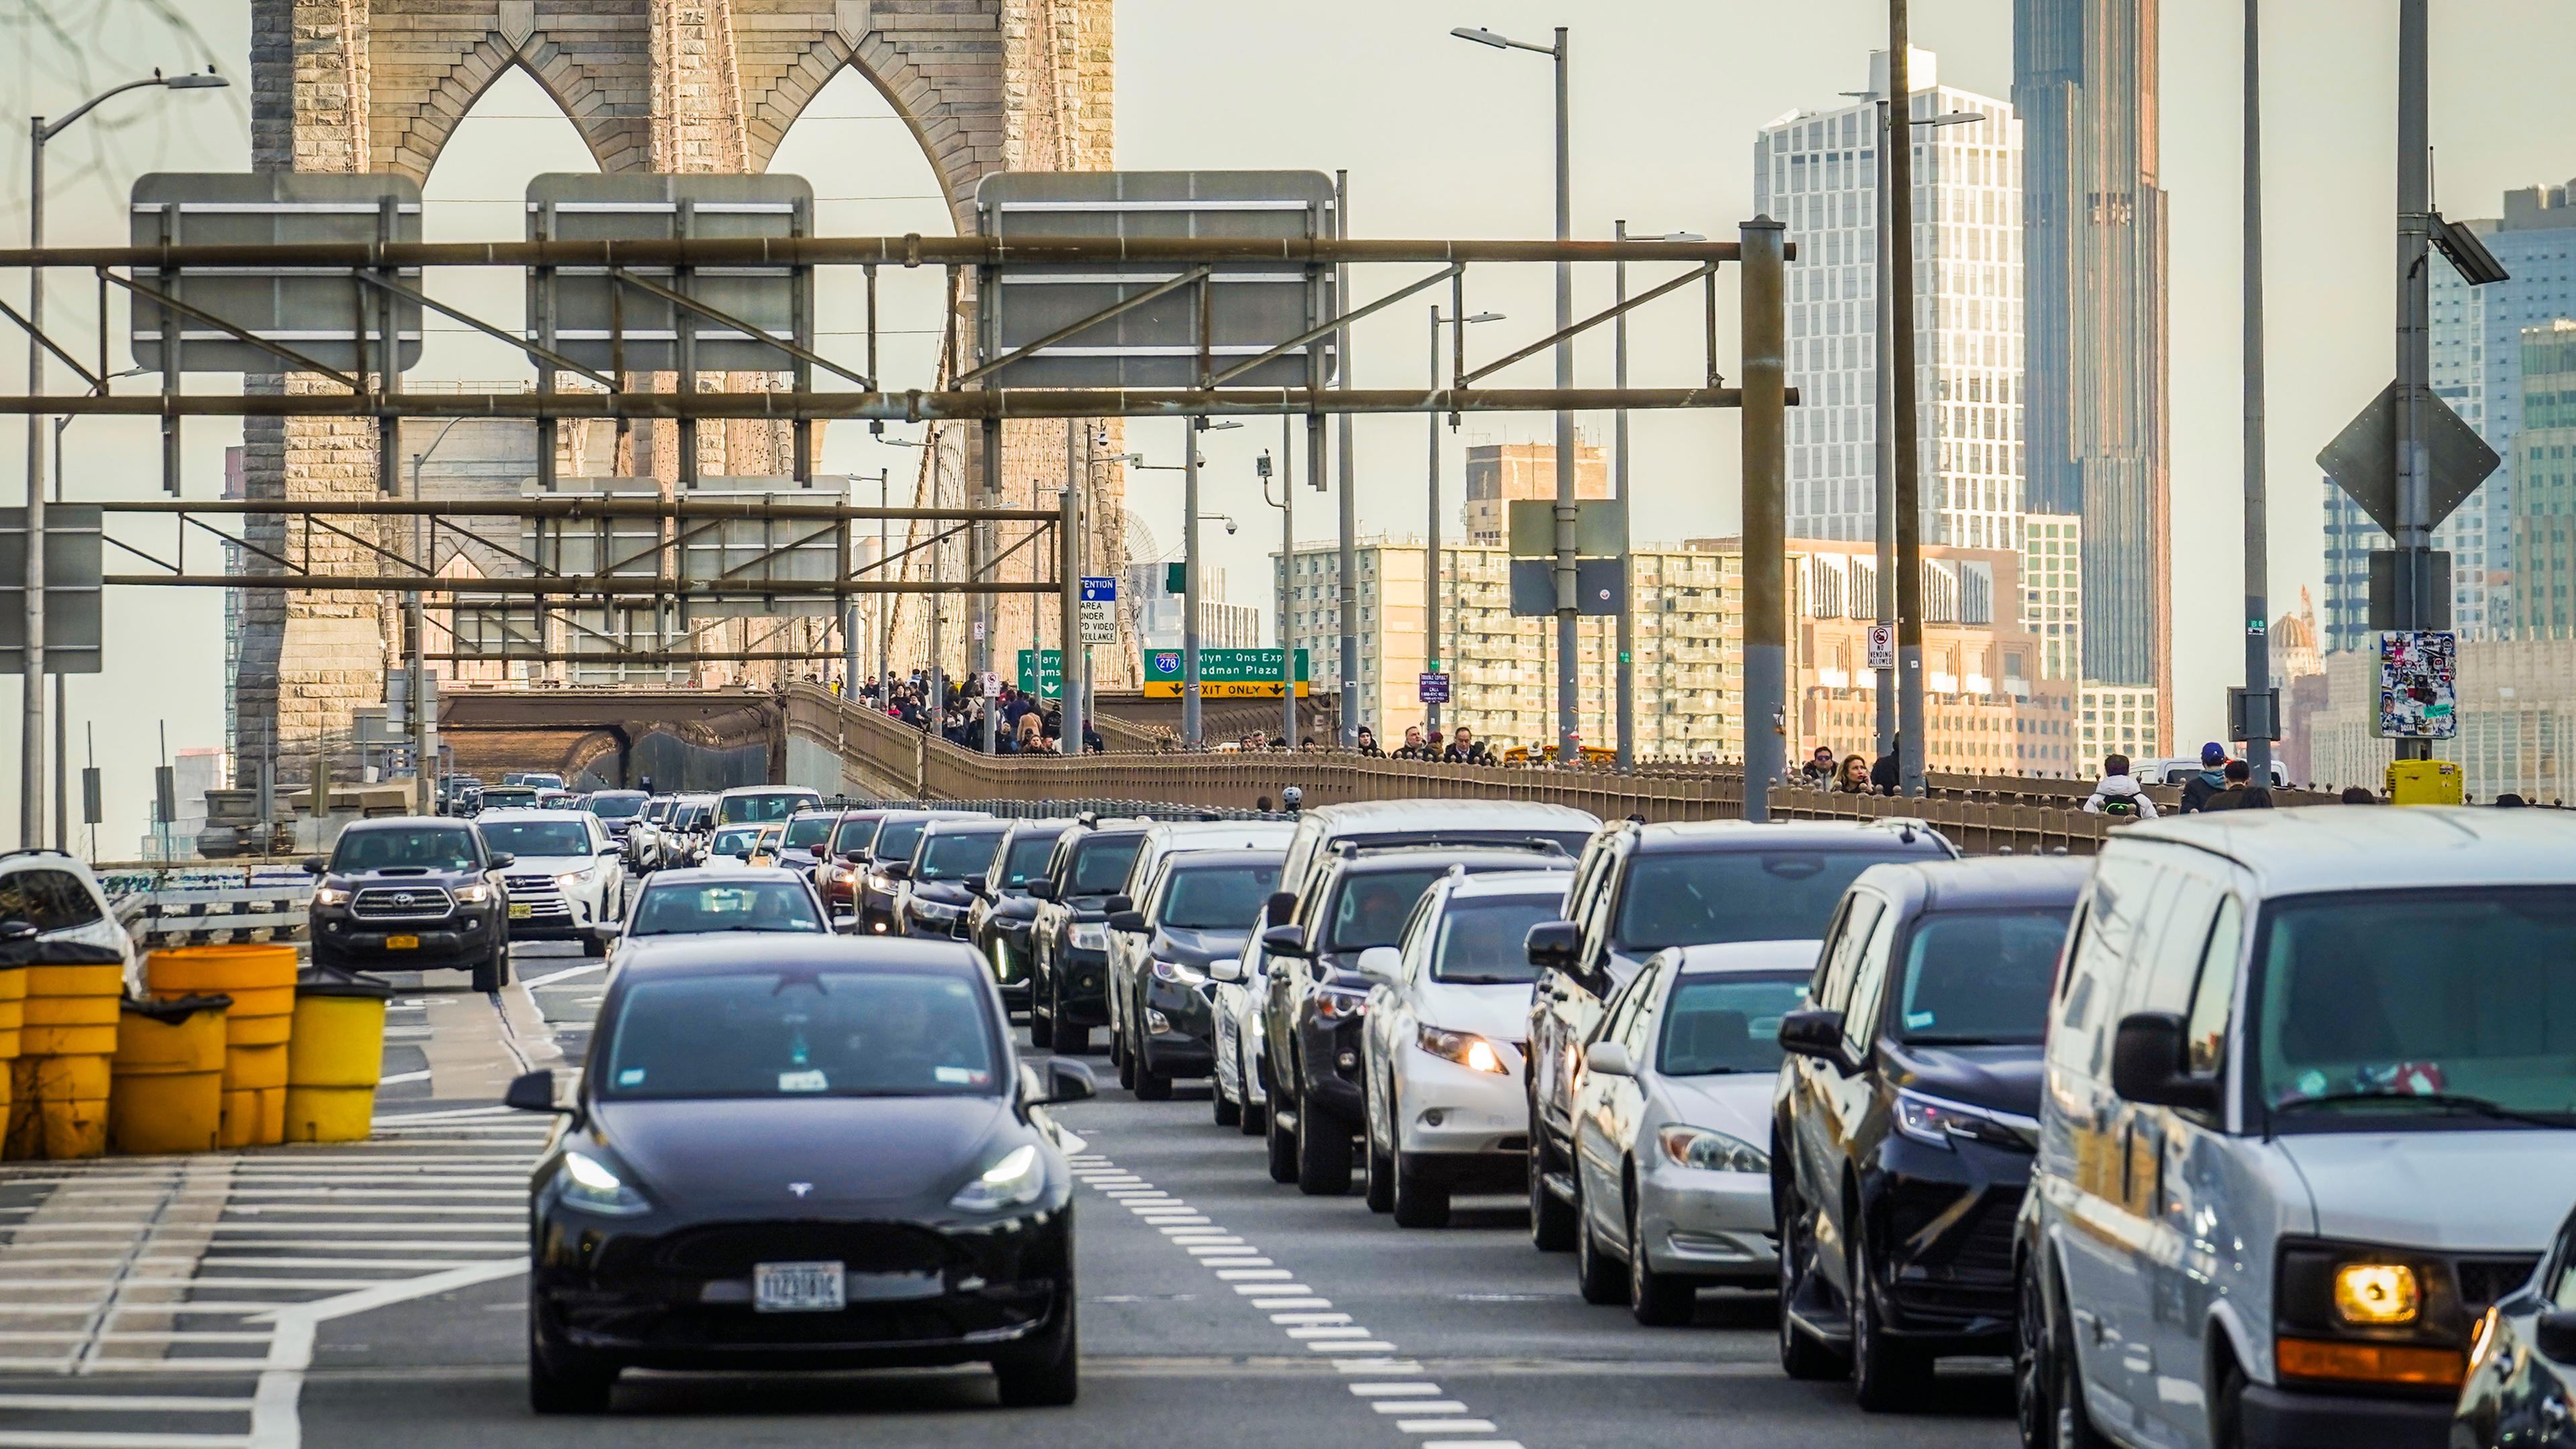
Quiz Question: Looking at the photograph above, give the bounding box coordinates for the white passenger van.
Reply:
[2015,806,2576,1449]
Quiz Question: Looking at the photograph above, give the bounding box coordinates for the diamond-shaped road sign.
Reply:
[2317,382,2500,537]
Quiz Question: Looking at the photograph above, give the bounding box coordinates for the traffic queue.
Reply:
[330,777,2576,1441]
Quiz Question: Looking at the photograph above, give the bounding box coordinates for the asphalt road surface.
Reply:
[0,939,2019,1449]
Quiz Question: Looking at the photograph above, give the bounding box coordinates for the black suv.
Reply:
[856,810,987,934]
[1772,857,2084,1409]
[1525,818,1958,1252]
[893,818,1012,939]
[967,819,1075,1014]
[307,818,516,990]
[1026,817,1150,1054]
[1260,844,1568,1195]
[1107,847,1285,1102]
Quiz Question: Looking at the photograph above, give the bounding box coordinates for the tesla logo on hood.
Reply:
[788,1182,813,1197]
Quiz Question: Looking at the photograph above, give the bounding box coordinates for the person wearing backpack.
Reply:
[2178,742,2231,814]
[2082,753,2158,819]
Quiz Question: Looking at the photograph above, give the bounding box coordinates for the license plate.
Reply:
[754,1260,846,1313]
[386,934,419,950]
[507,904,533,920]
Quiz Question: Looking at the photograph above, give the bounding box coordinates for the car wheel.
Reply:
[1027,965,1055,1049]
[1776,1176,1850,1381]
[472,941,508,994]
[991,1298,1079,1408]
[2015,1257,2110,1449]
[1262,1061,1299,1183]
[1626,1189,1695,1326]
[1108,1014,1126,1069]
[580,927,607,959]
[1574,1179,1625,1305]
[1238,1054,1267,1137]
[1132,1028,1172,1102]
[1295,1093,1354,1196]
[1850,1233,1933,1411]
[1527,1127,1576,1252]
[1051,972,1089,1056]
[527,1293,616,1414]
[1212,1068,1240,1127]
[1363,1096,1395,1214]
[1391,1149,1451,1230]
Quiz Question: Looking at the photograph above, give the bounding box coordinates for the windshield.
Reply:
[1327,867,1452,952]
[1001,833,1063,888]
[1431,895,1566,983]
[1615,849,1919,951]
[718,792,816,825]
[333,827,478,873]
[675,804,710,830]
[1067,837,1144,896]
[873,819,930,866]
[1163,861,1283,930]
[482,788,539,808]
[918,830,1006,881]
[632,880,826,936]
[1659,971,1809,1074]
[783,814,837,849]
[1893,908,2072,1046]
[712,825,766,855]
[830,814,881,853]
[475,819,594,860]
[2256,888,2576,1128]
[600,969,1000,1100]
[588,792,646,820]
[643,800,674,824]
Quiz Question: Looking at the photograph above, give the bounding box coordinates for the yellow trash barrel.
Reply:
[0,963,23,1149]
[110,995,230,1156]
[149,945,297,1149]
[285,971,392,1144]
[5,945,125,1161]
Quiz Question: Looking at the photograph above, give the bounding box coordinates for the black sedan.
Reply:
[506,936,1095,1413]
[2456,1204,2576,1448]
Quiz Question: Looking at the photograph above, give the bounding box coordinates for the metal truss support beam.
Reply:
[113,574,1065,596]
[93,498,1061,523]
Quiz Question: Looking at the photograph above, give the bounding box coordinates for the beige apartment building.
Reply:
[1460,441,1611,546]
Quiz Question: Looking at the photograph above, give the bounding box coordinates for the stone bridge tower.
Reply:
[238,0,1115,783]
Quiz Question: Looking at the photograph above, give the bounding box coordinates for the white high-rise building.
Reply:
[1754,48,2025,551]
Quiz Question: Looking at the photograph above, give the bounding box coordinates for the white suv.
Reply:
[2016,806,2576,1449]
[1356,868,1573,1227]
[0,850,138,991]
[473,810,627,957]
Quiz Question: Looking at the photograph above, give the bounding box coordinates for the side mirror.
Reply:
[302,855,328,876]
[840,851,865,865]
[965,873,990,896]
[1107,910,1148,934]
[1261,923,1312,959]
[588,922,621,947]
[2537,1309,2576,1364]
[1354,945,1402,987]
[1525,920,1580,971]
[1777,1008,1848,1062]
[597,843,620,855]
[2110,1012,2222,1112]
[488,852,517,869]
[881,862,910,881]
[0,919,39,945]
[1026,879,1057,902]
[504,1069,569,1114]
[1104,895,1134,915]
[1585,1040,1635,1077]
[1266,890,1298,924]
[1209,955,1244,983]
[1033,1058,1097,1108]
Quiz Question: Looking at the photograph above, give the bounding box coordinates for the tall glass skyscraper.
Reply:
[2014,0,2169,736]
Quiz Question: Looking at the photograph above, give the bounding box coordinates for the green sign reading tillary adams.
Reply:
[1014,649,1064,700]
[1141,647,1309,698]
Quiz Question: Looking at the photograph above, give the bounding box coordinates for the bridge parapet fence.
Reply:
[786,685,2118,853]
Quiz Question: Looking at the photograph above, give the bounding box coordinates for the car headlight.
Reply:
[555,1151,649,1216]
[1892,1088,2037,1150]
[555,871,588,890]
[2333,1263,2422,1326]
[869,873,894,892]
[1656,1124,1769,1173]
[1415,1024,1505,1073]
[914,898,961,918]
[313,885,350,906]
[1069,922,1108,951]
[1151,959,1208,986]
[451,883,491,904]
[1314,985,1371,1021]
[950,1142,1046,1212]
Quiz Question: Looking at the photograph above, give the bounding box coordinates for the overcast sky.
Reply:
[7,0,2575,844]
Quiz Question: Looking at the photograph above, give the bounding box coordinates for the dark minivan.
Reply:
[1770,855,2087,1410]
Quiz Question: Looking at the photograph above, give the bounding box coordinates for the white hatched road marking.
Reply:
[1069,1151,1525,1449]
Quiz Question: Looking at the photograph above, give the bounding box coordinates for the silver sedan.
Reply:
[1566,938,1818,1325]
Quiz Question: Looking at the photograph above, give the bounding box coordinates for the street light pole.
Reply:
[1872,96,1898,762]
[1427,305,1501,743]
[1888,7,1927,797]
[2241,0,2273,777]
[1334,170,1360,749]
[1615,219,1633,771]
[20,68,224,847]
[1184,417,1202,749]
[2392,0,2434,763]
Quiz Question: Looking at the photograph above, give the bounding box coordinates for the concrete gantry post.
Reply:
[2391,0,2435,763]
[1888,9,1928,797]
[1740,219,1788,823]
